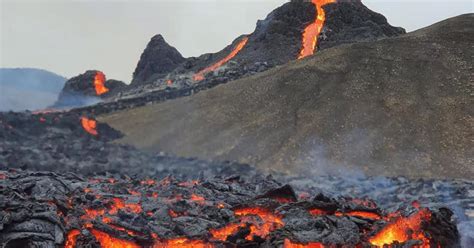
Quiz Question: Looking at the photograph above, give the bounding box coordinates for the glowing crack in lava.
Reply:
[283,239,325,248]
[193,37,249,81]
[94,71,109,95]
[80,117,98,136]
[369,208,432,247]
[298,0,337,59]
[90,229,140,248]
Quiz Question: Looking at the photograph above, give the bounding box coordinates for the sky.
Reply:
[1,0,472,83]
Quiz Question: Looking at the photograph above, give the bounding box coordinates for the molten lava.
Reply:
[153,238,213,248]
[98,197,143,215]
[93,71,109,95]
[90,229,140,248]
[298,0,336,59]
[234,207,284,240]
[369,208,432,247]
[65,229,80,248]
[283,239,325,248]
[80,117,98,136]
[335,211,381,220]
[193,37,249,81]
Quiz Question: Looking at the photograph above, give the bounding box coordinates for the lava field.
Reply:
[1,170,461,247]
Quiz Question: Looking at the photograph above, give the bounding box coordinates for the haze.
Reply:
[1,0,472,83]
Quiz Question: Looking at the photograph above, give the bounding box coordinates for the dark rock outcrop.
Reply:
[53,70,125,109]
[132,34,186,84]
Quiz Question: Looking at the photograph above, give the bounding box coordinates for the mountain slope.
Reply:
[0,68,66,111]
[102,14,474,179]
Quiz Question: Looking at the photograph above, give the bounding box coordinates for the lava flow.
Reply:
[298,0,336,59]
[369,208,432,247]
[193,37,249,81]
[94,71,109,95]
[80,117,98,136]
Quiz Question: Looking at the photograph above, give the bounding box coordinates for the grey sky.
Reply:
[1,0,472,83]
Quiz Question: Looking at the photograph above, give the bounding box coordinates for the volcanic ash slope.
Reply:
[102,14,474,179]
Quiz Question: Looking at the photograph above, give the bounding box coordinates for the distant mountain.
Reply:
[0,68,67,111]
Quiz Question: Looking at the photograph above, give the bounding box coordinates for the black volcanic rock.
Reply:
[127,0,404,89]
[132,34,186,84]
[53,70,125,108]
[320,1,406,50]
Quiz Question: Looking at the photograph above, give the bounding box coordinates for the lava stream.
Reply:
[94,71,109,95]
[369,208,432,247]
[298,0,336,59]
[193,37,249,81]
[80,117,98,136]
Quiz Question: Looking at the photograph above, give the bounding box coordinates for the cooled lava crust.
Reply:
[1,170,459,247]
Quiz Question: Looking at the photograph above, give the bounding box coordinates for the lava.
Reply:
[283,239,325,248]
[298,0,336,59]
[64,229,80,248]
[369,208,432,247]
[153,238,213,248]
[90,229,140,248]
[193,37,249,81]
[80,117,98,136]
[109,197,142,214]
[234,207,284,240]
[93,71,109,95]
[335,211,381,220]
[210,223,247,241]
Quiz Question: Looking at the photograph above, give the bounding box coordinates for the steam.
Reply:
[289,130,474,247]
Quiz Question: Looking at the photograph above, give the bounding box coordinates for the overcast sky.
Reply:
[1,0,472,83]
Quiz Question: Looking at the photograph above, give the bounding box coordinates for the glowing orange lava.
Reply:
[193,37,249,81]
[298,0,336,59]
[153,238,214,248]
[90,229,140,248]
[109,198,142,214]
[335,211,381,220]
[369,209,432,247]
[234,207,284,240]
[283,239,325,248]
[93,71,109,95]
[80,117,98,136]
[309,208,328,216]
[210,223,247,241]
[65,229,80,248]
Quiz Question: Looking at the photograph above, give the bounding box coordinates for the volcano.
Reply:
[1,1,472,248]
[102,14,473,180]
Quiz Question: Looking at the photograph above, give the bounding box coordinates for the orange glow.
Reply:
[193,37,249,81]
[309,209,328,216]
[90,229,140,248]
[298,0,336,59]
[80,117,98,136]
[65,229,80,248]
[210,223,246,241]
[153,238,214,248]
[190,194,206,203]
[283,239,325,248]
[166,79,173,86]
[335,211,381,220]
[109,198,142,214]
[93,71,108,95]
[369,209,431,247]
[234,207,284,240]
[140,179,156,185]
[81,209,105,220]
[178,180,199,187]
